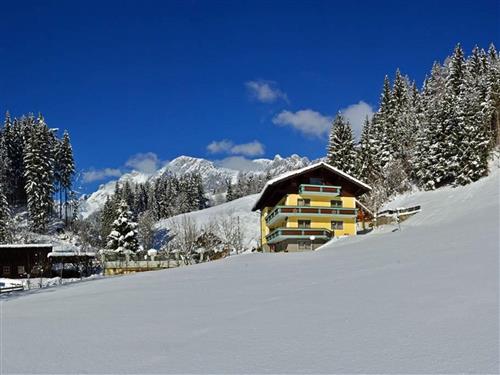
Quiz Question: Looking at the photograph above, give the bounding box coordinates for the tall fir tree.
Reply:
[0,187,9,244]
[357,117,379,182]
[23,115,55,232]
[326,112,357,175]
[0,133,11,243]
[54,130,75,222]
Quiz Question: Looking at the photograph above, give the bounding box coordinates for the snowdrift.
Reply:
[1,166,498,373]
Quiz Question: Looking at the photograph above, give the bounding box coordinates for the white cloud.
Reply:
[245,80,288,103]
[207,140,265,157]
[272,101,374,140]
[340,101,374,140]
[125,152,162,174]
[230,141,265,156]
[82,168,122,183]
[272,109,332,138]
[215,156,266,172]
[207,140,233,154]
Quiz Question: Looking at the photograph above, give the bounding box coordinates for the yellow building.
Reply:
[252,162,371,252]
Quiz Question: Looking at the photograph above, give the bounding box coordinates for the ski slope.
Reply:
[1,166,498,373]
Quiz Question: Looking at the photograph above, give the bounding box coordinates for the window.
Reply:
[17,266,25,275]
[309,177,323,185]
[331,220,343,230]
[297,198,311,206]
[331,200,342,207]
[298,240,310,250]
[2,266,11,276]
[298,220,311,228]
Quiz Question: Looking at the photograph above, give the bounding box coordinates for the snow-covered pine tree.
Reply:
[100,197,117,246]
[486,44,500,145]
[23,115,55,233]
[414,62,449,189]
[357,116,379,183]
[3,113,27,205]
[442,43,467,185]
[326,112,357,175]
[191,172,207,210]
[122,180,135,209]
[106,200,139,252]
[447,43,466,96]
[369,76,393,171]
[225,179,234,202]
[0,186,10,244]
[454,49,492,185]
[0,134,11,243]
[133,182,149,215]
[54,130,75,222]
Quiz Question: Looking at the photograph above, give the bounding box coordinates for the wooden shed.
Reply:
[0,244,53,278]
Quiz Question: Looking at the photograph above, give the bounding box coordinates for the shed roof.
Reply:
[0,243,53,249]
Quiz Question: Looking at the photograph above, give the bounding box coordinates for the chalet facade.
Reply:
[252,162,371,252]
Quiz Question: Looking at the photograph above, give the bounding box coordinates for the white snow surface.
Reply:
[156,194,260,249]
[1,167,498,373]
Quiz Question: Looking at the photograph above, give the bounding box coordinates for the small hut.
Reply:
[0,244,53,278]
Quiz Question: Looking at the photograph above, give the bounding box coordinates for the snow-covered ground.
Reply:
[0,275,103,292]
[1,166,498,373]
[156,193,260,249]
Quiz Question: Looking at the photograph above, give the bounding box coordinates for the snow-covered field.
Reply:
[1,166,498,373]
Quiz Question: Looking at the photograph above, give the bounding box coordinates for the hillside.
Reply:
[80,154,311,218]
[156,193,260,249]
[1,164,498,373]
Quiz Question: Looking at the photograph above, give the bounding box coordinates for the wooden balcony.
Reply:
[266,205,357,226]
[266,227,332,244]
[298,184,341,196]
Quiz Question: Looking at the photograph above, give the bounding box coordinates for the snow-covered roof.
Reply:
[252,162,372,211]
[0,243,53,249]
[48,252,96,258]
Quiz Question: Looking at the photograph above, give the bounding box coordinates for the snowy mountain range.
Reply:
[80,154,313,218]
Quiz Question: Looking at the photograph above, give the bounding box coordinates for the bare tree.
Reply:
[196,221,223,262]
[167,215,198,265]
[137,210,156,250]
[216,214,245,254]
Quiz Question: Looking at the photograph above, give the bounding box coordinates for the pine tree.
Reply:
[357,117,379,183]
[0,186,9,244]
[100,197,117,246]
[326,112,357,175]
[106,200,139,252]
[486,44,500,145]
[447,43,466,96]
[54,130,75,223]
[454,51,492,184]
[0,134,11,243]
[3,114,27,205]
[23,115,55,233]
[226,179,234,202]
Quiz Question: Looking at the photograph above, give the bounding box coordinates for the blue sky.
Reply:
[0,0,498,192]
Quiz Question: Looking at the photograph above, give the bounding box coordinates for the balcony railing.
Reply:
[266,227,332,244]
[298,184,341,196]
[266,205,357,225]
